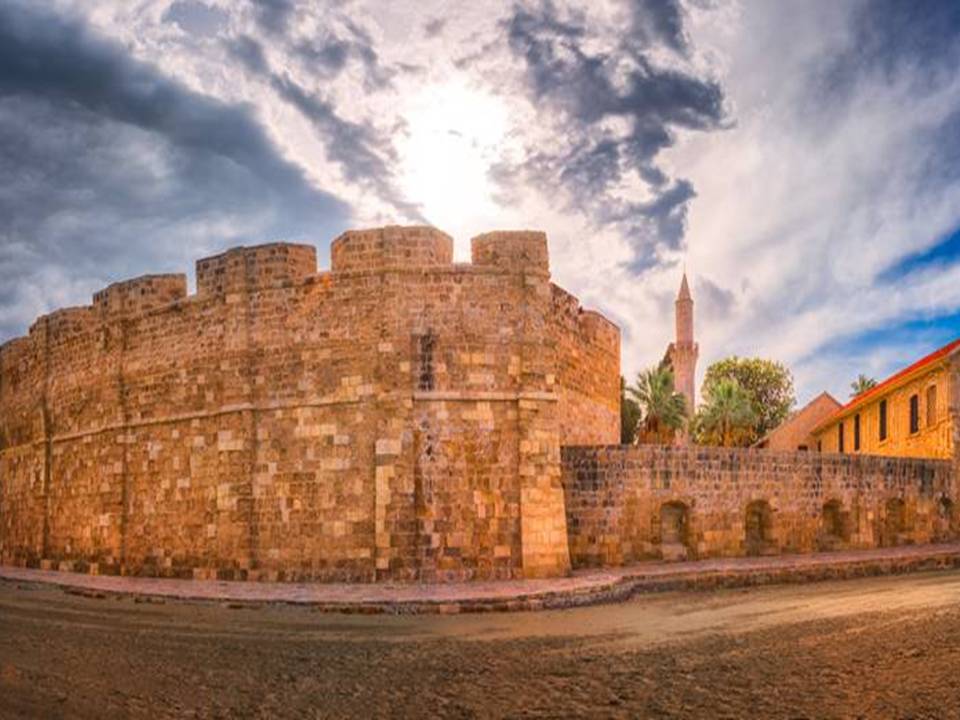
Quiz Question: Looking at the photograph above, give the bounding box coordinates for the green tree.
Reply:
[692,378,758,447]
[627,366,688,444]
[620,376,642,444]
[701,356,795,442]
[850,374,878,398]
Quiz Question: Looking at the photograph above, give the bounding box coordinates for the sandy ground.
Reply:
[1,571,960,719]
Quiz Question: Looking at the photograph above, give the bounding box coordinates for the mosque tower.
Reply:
[669,273,698,414]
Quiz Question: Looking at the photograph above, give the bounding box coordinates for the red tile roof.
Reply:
[813,337,960,434]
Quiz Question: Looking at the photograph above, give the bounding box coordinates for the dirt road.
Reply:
[2,571,959,718]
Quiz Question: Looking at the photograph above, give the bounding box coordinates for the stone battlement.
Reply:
[196,243,317,296]
[471,231,549,274]
[93,274,188,317]
[0,226,620,583]
[331,225,453,273]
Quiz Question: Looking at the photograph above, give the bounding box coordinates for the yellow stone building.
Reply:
[812,338,960,459]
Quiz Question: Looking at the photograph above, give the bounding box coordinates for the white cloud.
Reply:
[4,0,960,415]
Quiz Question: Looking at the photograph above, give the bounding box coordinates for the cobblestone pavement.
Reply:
[2,543,960,612]
[1,570,959,718]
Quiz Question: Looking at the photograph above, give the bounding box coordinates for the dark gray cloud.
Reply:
[293,20,395,90]
[249,0,296,35]
[245,0,395,89]
[0,0,350,340]
[627,0,688,53]
[493,0,726,272]
[229,35,421,220]
[163,1,228,37]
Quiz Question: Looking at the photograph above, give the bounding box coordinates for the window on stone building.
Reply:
[838,423,844,453]
[927,384,937,427]
[909,394,919,434]
[879,399,888,441]
[854,414,861,451]
[817,440,822,452]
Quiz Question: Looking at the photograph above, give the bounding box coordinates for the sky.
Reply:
[2,0,960,407]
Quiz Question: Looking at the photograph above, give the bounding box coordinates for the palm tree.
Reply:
[693,378,757,447]
[627,366,688,444]
[850,374,878,398]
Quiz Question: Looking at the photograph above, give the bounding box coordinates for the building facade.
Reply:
[813,339,959,459]
[754,392,842,451]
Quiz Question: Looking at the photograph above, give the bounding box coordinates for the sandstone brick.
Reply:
[0,226,619,582]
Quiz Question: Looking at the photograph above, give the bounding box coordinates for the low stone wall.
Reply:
[561,445,959,568]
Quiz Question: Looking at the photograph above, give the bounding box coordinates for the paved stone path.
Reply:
[3,543,959,613]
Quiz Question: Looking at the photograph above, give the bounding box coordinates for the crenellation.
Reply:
[330,226,453,273]
[93,274,187,317]
[196,243,317,297]
[471,231,549,275]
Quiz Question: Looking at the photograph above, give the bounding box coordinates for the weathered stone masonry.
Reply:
[3,223,957,587]
[0,227,620,582]
[563,445,959,568]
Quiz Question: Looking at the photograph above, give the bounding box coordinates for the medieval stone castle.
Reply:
[0,227,956,583]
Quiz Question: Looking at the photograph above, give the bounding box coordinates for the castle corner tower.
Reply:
[669,273,698,413]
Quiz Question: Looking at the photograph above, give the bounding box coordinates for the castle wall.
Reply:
[0,226,618,582]
[562,445,958,568]
[0,337,46,566]
[549,286,620,446]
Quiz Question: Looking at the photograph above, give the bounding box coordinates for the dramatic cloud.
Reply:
[250,0,296,36]
[227,34,420,219]
[488,0,726,270]
[163,1,227,36]
[670,0,960,401]
[0,0,348,337]
[2,0,960,408]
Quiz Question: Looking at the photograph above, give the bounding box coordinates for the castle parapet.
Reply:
[35,306,97,341]
[196,243,317,296]
[330,226,453,273]
[471,231,549,275]
[578,310,620,355]
[92,275,187,318]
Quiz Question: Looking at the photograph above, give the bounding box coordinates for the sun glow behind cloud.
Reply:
[3,0,960,410]
[397,78,510,253]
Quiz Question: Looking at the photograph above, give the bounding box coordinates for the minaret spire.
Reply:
[670,272,698,416]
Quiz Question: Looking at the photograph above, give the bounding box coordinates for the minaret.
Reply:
[670,273,698,414]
